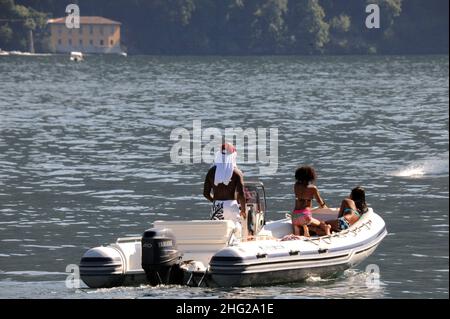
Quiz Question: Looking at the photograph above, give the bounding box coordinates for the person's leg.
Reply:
[302,225,310,237]
[223,200,248,240]
[293,214,309,236]
[321,221,331,235]
[326,219,341,232]
[293,224,301,236]
[310,217,331,235]
[309,218,320,227]
[307,224,323,236]
[300,214,313,237]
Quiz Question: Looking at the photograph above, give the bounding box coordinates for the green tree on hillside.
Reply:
[0,0,48,51]
[2,0,448,54]
[287,0,330,53]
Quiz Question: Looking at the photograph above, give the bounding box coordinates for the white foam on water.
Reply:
[392,155,449,178]
[305,276,323,283]
[2,271,67,276]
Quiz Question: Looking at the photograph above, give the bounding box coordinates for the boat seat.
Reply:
[259,218,293,239]
[153,220,237,266]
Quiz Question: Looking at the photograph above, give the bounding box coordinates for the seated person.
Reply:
[292,166,331,237]
[326,186,368,232]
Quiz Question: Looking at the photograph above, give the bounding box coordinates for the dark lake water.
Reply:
[0,54,448,298]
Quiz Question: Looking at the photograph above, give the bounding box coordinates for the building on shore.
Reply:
[47,16,122,54]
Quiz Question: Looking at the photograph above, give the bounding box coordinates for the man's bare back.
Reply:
[203,166,245,201]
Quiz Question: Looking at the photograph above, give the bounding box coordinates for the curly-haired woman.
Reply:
[292,165,330,237]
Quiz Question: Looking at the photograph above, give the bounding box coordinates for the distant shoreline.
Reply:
[1,51,448,58]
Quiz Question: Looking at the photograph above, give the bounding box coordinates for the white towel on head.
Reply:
[214,150,237,186]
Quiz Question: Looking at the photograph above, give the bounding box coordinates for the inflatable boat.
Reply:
[79,182,387,288]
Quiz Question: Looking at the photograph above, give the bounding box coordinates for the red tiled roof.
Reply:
[47,16,121,25]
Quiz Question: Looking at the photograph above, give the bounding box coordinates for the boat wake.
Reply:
[304,268,381,284]
[392,155,449,178]
[305,275,335,283]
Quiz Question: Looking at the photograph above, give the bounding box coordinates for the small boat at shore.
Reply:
[79,182,387,288]
[70,51,84,62]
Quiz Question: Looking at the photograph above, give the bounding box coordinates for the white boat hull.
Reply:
[209,208,387,286]
[79,208,386,288]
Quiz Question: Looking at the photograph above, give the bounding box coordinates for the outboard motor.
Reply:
[79,246,125,288]
[141,228,183,285]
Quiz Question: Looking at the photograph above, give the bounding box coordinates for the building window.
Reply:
[79,39,83,46]
[110,25,115,34]
[68,39,72,46]
[79,26,82,34]
[100,39,104,46]
[89,25,94,35]
[110,39,114,46]
[58,39,62,45]
[89,39,93,45]
[58,25,62,34]
[100,26,104,35]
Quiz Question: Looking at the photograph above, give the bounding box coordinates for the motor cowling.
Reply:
[79,246,125,288]
[141,228,183,285]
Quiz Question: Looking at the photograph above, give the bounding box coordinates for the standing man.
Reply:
[203,143,247,237]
